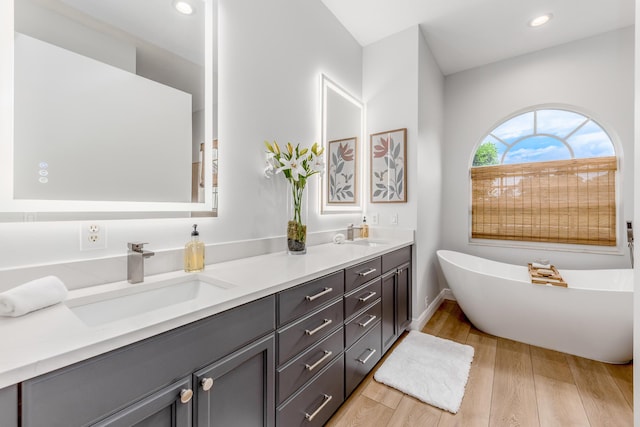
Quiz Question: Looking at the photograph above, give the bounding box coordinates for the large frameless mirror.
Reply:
[0,0,217,219]
[320,74,364,213]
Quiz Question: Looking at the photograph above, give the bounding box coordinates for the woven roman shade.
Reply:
[471,156,617,246]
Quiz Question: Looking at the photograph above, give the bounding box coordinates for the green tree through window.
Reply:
[472,142,498,166]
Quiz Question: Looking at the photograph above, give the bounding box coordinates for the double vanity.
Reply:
[0,233,413,426]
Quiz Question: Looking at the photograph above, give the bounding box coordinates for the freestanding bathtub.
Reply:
[436,250,633,364]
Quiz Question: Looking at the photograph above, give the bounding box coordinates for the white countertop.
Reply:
[0,233,413,389]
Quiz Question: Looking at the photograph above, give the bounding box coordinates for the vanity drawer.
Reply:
[277,299,343,365]
[277,354,344,427]
[344,257,381,292]
[21,296,275,427]
[344,299,382,349]
[0,385,17,427]
[277,327,343,405]
[278,271,344,326]
[382,246,411,273]
[344,277,382,320]
[345,321,382,396]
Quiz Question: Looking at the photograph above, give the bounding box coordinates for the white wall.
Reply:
[15,0,136,73]
[217,0,362,241]
[417,31,445,318]
[442,27,635,270]
[633,1,638,423]
[363,26,445,324]
[14,34,192,203]
[0,0,363,275]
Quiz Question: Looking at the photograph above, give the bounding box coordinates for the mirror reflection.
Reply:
[6,0,216,214]
[321,74,363,213]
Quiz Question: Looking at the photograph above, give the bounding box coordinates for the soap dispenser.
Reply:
[184,224,205,273]
[360,216,369,238]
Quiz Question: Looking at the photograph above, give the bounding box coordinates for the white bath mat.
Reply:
[373,331,474,414]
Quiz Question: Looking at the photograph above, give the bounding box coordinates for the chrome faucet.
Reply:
[127,242,155,284]
[346,224,362,241]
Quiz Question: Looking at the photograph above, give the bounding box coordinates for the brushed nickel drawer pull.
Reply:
[305,350,333,371]
[304,394,333,421]
[357,348,377,364]
[357,315,377,328]
[358,291,377,302]
[305,319,332,336]
[357,268,377,277]
[305,287,333,302]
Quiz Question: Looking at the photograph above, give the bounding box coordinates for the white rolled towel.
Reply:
[0,276,68,317]
[532,262,551,269]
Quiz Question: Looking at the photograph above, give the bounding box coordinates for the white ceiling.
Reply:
[58,0,207,66]
[320,0,635,75]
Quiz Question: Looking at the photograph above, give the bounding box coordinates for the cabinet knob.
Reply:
[180,388,194,404]
[201,377,214,391]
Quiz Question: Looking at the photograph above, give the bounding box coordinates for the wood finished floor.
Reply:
[326,300,633,427]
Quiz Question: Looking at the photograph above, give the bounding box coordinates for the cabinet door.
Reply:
[93,377,192,427]
[0,385,17,427]
[381,271,396,352]
[194,334,275,427]
[396,262,411,332]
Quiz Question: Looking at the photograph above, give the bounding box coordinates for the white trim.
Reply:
[410,288,456,331]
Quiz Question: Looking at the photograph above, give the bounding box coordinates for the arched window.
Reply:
[471,108,618,246]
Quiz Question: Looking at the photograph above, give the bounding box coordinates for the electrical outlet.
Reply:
[424,296,429,308]
[370,213,379,225]
[391,213,398,225]
[80,223,106,250]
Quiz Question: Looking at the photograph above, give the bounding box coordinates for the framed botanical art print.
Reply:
[327,137,357,204]
[370,128,407,203]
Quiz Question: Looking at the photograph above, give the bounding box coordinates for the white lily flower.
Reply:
[276,156,305,181]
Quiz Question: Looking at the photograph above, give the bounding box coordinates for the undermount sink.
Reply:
[67,276,234,327]
[344,239,390,247]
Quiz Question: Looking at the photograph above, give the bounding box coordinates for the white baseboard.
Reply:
[443,288,455,301]
[410,288,456,331]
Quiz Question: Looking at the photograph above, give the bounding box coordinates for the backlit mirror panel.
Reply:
[0,0,216,216]
[321,74,364,213]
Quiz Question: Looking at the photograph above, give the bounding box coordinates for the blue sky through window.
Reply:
[503,136,571,164]
[478,108,614,165]
[491,112,533,144]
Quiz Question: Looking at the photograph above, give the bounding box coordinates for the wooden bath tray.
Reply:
[528,263,568,287]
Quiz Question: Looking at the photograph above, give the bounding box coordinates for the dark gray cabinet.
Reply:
[93,377,192,427]
[275,272,345,418]
[276,355,344,427]
[13,245,413,427]
[21,296,275,427]
[343,266,383,398]
[194,334,275,427]
[0,385,17,427]
[345,322,382,396]
[396,262,411,332]
[381,247,413,353]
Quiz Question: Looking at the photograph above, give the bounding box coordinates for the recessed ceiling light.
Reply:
[529,13,553,27]
[174,0,194,15]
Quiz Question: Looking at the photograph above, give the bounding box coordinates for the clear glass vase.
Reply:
[287,182,307,254]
